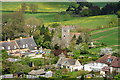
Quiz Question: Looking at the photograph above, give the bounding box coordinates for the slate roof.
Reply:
[15,37,37,50]
[0,40,19,50]
[57,58,77,66]
[0,37,37,50]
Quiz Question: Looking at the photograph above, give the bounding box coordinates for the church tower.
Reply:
[61,26,70,48]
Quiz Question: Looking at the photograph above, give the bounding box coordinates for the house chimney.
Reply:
[20,37,22,39]
[7,38,10,42]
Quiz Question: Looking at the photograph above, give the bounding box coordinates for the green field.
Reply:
[2,2,71,12]
[2,10,118,29]
[45,14,118,29]
[91,27,119,46]
[2,2,111,12]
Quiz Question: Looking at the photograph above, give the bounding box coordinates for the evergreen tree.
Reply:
[76,35,83,44]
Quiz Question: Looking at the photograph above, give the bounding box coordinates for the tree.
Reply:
[69,35,76,51]
[2,12,25,40]
[79,43,89,54]
[117,10,120,18]
[114,74,120,80]
[89,6,100,16]
[20,3,28,12]
[29,4,38,13]
[36,35,44,46]
[76,35,83,44]
[25,17,43,36]
[10,63,31,73]
[43,41,51,49]
[101,3,119,15]
[80,9,92,17]
[1,50,8,60]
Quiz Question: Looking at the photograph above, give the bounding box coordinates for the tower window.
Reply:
[64,30,66,32]
[64,35,65,37]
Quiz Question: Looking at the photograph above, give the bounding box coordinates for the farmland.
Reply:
[1,2,110,12]
[91,27,119,48]
[2,2,71,12]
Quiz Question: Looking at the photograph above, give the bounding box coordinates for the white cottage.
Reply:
[84,61,108,72]
[55,57,83,72]
[84,55,117,72]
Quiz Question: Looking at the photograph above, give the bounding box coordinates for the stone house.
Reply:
[55,57,83,72]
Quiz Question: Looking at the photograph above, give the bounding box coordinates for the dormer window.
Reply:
[107,58,113,63]
[23,45,25,48]
[2,47,4,49]
[26,44,28,47]
[8,46,10,50]
[14,46,16,49]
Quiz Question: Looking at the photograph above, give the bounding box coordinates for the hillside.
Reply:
[91,27,119,48]
[2,2,112,12]
[44,14,118,29]
[2,2,71,12]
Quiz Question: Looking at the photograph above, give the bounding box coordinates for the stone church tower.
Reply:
[61,26,70,48]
